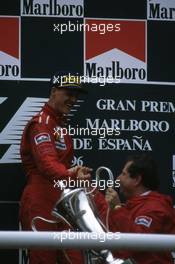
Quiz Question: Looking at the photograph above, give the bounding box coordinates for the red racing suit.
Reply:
[20,103,83,264]
[94,191,175,264]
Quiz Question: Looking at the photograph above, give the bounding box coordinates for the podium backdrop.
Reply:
[0,0,175,263]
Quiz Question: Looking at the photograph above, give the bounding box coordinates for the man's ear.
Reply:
[134,174,142,187]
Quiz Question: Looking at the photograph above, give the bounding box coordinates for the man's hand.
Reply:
[68,166,92,180]
[77,166,92,180]
[105,188,121,209]
[68,165,81,175]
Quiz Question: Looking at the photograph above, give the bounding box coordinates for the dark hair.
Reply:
[126,154,160,190]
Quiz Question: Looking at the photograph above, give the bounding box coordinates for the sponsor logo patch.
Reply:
[135,215,152,228]
[55,136,67,150]
[34,133,51,145]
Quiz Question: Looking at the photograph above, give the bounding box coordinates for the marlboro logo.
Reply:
[21,0,84,17]
[148,0,175,21]
[85,61,146,80]
[0,17,20,79]
[85,19,147,83]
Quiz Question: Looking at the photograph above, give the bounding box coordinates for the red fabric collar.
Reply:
[43,103,66,124]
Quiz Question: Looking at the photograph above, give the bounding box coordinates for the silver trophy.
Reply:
[52,167,136,264]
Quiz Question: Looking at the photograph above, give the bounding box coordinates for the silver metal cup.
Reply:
[52,167,136,264]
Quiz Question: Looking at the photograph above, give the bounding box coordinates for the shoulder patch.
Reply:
[55,137,67,150]
[135,215,152,228]
[34,133,51,145]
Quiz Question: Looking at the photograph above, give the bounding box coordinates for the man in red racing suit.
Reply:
[94,154,175,264]
[20,73,90,264]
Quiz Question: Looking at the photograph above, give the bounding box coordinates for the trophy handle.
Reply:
[85,166,114,195]
[95,166,114,183]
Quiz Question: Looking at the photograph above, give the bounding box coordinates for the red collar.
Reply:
[43,103,66,124]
